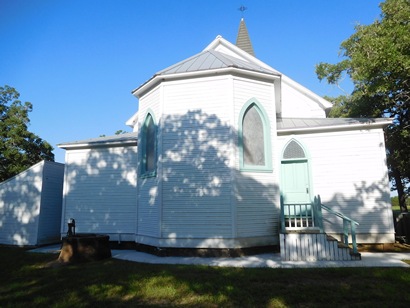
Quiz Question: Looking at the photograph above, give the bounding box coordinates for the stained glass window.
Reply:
[243,105,265,165]
[141,113,156,176]
[239,101,272,172]
[283,140,306,159]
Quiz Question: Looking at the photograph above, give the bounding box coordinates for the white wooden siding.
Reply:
[160,76,234,241]
[0,161,64,246]
[138,85,161,119]
[62,146,137,240]
[235,171,280,237]
[233,77,280,241]
[137,178,161,237]
[37,161,64,244]
[278,128,394,243]
[281,80,327,118]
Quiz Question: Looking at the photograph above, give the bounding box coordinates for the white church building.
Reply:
[58,19,394,259]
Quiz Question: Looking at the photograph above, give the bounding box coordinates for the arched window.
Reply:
[283,140,306,160]
[141,113,156,177]
[239,100,272,172]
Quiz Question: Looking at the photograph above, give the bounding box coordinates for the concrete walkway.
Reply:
[30,245,410,268]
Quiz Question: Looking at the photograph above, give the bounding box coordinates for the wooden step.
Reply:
[287,228,321,234]
[280,233,361,261]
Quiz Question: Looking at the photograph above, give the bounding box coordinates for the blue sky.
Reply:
[0,0,382,163]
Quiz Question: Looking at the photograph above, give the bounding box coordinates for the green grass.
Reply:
[392,205,401,211]
[1,247,410,307]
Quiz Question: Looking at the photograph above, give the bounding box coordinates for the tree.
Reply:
[315,0,410,212]
[391,196,410,208]
[0,85,54,182]
[115,130,128,135]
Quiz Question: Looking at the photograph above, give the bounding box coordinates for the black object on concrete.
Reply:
[58,234,111,263]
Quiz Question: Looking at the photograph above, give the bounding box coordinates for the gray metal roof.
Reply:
[236,18,255,56]
[157,49,278,76]
[58,132,138,148]
[277,117,391,131]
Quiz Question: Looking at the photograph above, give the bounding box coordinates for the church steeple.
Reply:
[235,18,255,56]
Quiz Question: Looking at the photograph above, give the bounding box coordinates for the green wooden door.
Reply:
[281,160,310,204]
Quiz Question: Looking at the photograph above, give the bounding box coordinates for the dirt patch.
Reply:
[358,242,410,252]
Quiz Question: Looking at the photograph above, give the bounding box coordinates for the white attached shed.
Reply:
[0,161,64,246]
[58,133,138,242]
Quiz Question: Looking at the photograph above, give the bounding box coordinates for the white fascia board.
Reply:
[204,35,280,74]
[203,36,332,114]
[58,139,137,150]
[277,119,393,135]
[126,111,139,127]
[207,38,332,110]
[132,67,280,98]
[203,35,224,51]
[0,160,45,185]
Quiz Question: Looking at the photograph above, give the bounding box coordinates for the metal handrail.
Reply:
[313,195,359,254]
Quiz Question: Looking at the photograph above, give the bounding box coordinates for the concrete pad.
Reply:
[30,245,410,268]
[111,250,410,268]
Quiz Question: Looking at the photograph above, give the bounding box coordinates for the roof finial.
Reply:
[238,5,247,18]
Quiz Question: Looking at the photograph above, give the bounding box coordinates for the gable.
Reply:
[203,36,279,74]
[280,76,332,118]
[203,36,333,118]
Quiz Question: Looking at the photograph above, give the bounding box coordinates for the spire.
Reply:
[235,17,255,56]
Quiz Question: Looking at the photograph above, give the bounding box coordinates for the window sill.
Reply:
[140,171,157,179]
[240,166,273,173]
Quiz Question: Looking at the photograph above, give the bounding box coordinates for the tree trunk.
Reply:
[392,167,408,212]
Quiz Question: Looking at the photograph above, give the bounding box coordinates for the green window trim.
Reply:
[140,111,157,178]
[238,98,272,172]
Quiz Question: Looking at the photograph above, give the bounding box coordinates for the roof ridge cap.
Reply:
[207,49,236,67]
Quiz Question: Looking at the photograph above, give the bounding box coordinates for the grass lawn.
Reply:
[1,247,410,307]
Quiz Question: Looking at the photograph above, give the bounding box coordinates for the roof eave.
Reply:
[58,139,138,150]
[277,120,393,135]
[132,67,280,98]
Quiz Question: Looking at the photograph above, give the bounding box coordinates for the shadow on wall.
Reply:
[62,108,393,245]
[138,109,280,244]
[62,146,137,238]
[0,161,64,246]
[63,108,280,245]
[321,177,394,242]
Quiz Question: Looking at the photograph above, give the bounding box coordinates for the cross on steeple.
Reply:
[238,5,247,17]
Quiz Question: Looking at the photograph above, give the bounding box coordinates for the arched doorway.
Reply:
[281,139,311,204]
